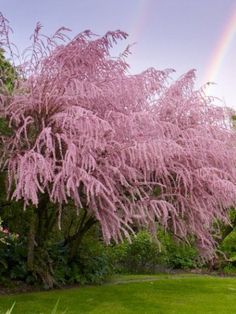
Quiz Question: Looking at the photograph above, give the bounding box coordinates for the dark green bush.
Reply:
[0,216,201,288]
[109,230,200,273]
[222,264,236,275]
[108,231,163,274]
[124,231,162,273]
[52,235,113,285]
[159,231,199,269]
[165,243,198,269]
[0,222,113,287]
[217,228,236,272]
[0,235,29,285]
[221,229,236,257]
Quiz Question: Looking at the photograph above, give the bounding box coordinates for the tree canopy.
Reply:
[1,14,236,259]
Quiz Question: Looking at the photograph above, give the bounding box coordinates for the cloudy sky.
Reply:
[1,0,236,108]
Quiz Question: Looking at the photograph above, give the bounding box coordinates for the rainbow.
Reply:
[129,0,153,42]
[203,6,236,86]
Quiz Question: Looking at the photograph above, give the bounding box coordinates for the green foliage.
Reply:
[220,230,236,255]
[0,209,201,288]
[222,264,236,275]
[112,231,162,274]
[0,50,16,140]
[0,229,112,287]
[50,231,113,286]
[109,230,200,274]
[213,209,236,272]
[0,49,17,93]
[159,231,199,269]
[0,117,12,136]
[165,244,198,269]
[0,229,28,285]
[217,226,236,271]
[75,240,112,285]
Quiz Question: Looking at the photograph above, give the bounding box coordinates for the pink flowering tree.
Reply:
[1,13,236,284]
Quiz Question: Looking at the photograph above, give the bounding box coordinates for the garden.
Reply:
[1,10,236,313]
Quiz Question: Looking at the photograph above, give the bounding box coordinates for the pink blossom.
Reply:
[1,14,236,258]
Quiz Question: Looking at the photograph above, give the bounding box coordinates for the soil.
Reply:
[0,280,43,295]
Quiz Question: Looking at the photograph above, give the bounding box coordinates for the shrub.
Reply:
[158,230,199,270]
[109,230,201,273]
[109,231,163,274]
[52,233,113,286]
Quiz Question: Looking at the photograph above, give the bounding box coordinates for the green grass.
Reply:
[1,274,236,313]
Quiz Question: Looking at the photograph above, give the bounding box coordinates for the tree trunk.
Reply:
[64,210,97,262]
[27,209,36,271]
[26,195,57,288]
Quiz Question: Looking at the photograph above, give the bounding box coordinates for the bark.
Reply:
[26,195,57,288]
[64,210,97,262]
[27,209,36,271]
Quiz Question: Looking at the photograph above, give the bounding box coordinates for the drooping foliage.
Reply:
[1,13,236,258]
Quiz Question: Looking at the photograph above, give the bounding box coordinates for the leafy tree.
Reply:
[0,13,17,94]
[0,48,16,93]
[1,13,236,286]
[0,20,17,238]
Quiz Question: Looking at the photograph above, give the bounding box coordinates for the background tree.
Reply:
[0,48,16,92]
[1,13,236,286]
[0,31,17,223]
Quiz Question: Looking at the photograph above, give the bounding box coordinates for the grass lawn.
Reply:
[0,274,236,313]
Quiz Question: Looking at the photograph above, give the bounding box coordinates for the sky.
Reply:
[1,0,236,108]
